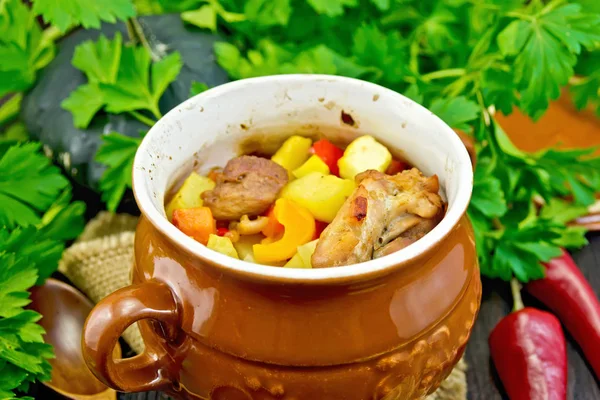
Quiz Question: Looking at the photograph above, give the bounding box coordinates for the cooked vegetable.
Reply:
[172,207,216,245]
[280,172,355,223]
[284,252,306,269]
[526,250,600,380]
[297,240,319,268]
[489,279,567,400]
[338,136,392,180]
[216,227,229,236]
[253,198,315,263]
[166,172,215,221]
[206,234,239,259]
[262,204,284,238]
[234,234,263,261]
[311,139,344,176]
[292,155,329,179]
[271,135,312,173]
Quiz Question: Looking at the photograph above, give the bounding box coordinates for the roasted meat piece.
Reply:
[311,168,443,268]
[202,155,288,220]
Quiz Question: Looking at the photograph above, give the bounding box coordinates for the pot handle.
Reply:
[82,280,180,392]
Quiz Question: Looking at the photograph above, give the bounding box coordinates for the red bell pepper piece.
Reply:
[216,227,229,236]
[311,139,344,176]
[526,249,600,380]
[489,279,567,400]
[385,159,409,175]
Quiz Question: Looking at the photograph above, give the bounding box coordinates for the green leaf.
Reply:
[61,84,105,128]
[370,0,390,11]
[351,23,407,83]
[31,0,136,32]
[181,4,217,31]
[429,96,479,130]
[553,225,588,249]
[539,198,589,225]
[100,48,183,119]
[0,0,56,97]
[190,81,209,97]
[244,0,291,27]
[497,2,600,119]
[95,132,144,211]
[0,143,69,229]
[71,33,122,84]
[471,172,507,218]
[306,0,357,17]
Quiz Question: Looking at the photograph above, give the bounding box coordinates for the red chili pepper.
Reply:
[385,159,409,175]
[489,279,567,400]
[216,227,229,236]
[311,139,344,176]
[526,249,600,380]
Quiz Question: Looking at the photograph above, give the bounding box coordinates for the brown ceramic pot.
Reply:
[83,75,480,400]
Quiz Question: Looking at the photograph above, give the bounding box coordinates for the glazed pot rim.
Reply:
[133,74,473,284]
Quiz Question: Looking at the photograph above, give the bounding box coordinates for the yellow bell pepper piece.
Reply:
[280,172,355,223]
[207,234,239,259]
[166,172,215,221]
[297,239,319,268]
[253,198,315,263]
[338,135,392,180]
[292,155,330,179]
[284,252,307,268]
[271,136,312,173]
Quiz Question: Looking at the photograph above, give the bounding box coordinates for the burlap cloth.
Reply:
[59,212,467,399]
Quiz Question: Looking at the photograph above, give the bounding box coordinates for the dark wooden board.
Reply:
[33,232,600,399]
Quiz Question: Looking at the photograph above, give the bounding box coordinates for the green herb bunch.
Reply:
[1,0,600,396]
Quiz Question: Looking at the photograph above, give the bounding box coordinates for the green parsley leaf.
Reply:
[190,81,209,97]
[31,0,136,32]
[0,143,69,229]
[182,5,218,31]
[306,0,357,17]
[470,159,507,218]
[351,24,407,83]
[61,84,105,128]
[100,48,183,118]
[497,2,600,119]
[429,96,480,130]
[0,253,54,398]
[95,132,144,211]
[71,33,122,84]
[0,0,56,97]
[65,34,184,127]
[244,0,291,27]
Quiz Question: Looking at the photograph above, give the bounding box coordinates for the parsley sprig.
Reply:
[0,142,85,398]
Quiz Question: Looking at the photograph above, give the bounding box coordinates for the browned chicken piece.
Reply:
[311,168,443,268]
[202,155,288,220]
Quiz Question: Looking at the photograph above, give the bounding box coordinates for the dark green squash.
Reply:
[21,14,230,191]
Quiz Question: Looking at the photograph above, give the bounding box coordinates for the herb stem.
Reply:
[126,17,159,61]
[128,111,156,127]
[421,68,466,82]
[511,278,524,312]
